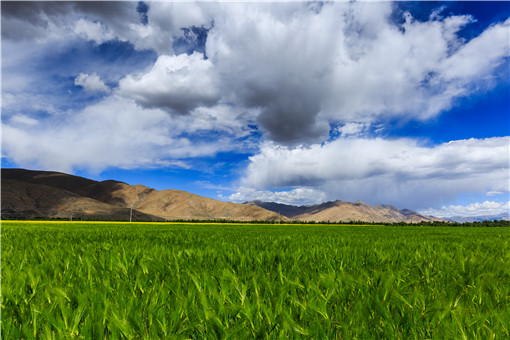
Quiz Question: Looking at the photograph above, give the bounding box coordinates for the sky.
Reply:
[1,1,509,219]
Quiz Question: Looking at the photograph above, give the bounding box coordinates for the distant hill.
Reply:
[245,200,445,223]
[446,213,510,223]
[1,169,285,221]
[1,177,161,221]
[2,168,445,223]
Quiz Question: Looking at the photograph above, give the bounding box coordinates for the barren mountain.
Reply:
[446,213,510,223]
[1,169,285,221]
[2,169,442,223]
[246,200,444,223]
[74,178,286,221]
[1,178,161,221]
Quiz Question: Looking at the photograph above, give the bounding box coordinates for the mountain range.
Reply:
[444,214,509,223]
[1,168,444,223]
[245,200,443,223]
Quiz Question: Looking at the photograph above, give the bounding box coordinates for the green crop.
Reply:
[2,221,510,339]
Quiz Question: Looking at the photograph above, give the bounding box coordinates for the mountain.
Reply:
[2,168,444,223]
[446,213,510,223]
[1,169,285,221]
[245,200,444,223]
[1,178,161,221]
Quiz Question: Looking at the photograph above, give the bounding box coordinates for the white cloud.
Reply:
[118,52,219,114]
[201,3,510,144]
[1,93,63,117]
[184,104,260,137]
[73,19,115,45]
[9,115,39,126]
[118,2,214,54]
[226,187,327,206]
[241,137,509,209]
[420,201,510,218]
[440,18,510,83]
[322,10,509,122]
[1,2,212,54]
[0,2,77,43]
[338,122,367,136]
[205,2,339,144]
[1,96,242,173]
[74,73,110,93]
[5,2,508,145]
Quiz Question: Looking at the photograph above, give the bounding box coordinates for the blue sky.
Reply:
[2,1,509,218]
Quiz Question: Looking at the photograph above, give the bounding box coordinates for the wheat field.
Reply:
[2,221,509,338]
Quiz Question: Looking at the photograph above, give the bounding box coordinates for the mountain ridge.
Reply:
[445,213,510,223]
[2,168,443,223]
[244,200,445,223]
[1,169,284,221]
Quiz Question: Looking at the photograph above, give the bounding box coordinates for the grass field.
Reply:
[2,221,510,339]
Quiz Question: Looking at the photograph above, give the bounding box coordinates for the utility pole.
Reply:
[129,204,133,223]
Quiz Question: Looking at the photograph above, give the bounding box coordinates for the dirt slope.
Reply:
[1,169,285,221]
[1,178,161,221]
[134,189,286,221]
[77,180,286,221]
[2,168,441,223]
[246,200,443,223]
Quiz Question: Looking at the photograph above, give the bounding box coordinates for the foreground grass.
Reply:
[2,221,509,339]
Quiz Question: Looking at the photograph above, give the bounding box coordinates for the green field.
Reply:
[2,221,510,339]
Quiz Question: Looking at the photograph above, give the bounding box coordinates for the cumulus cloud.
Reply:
[240,137,509,209]
[74,73,110,93]
[184,105,259,138]
[118,52,219,114]
[420,201,510,219]
[206,2,336,144]
[0,2,137,43]
[1,96,242,173]
[226,187,327,206]
[201,3,510,144]
[3,2,508,144]
[323,9,509,123]
[439,18,510,84]
[1,1,212,54]
[73,19,115,45]
[1,1,75,41]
